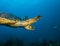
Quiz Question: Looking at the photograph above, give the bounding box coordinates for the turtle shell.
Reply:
[0,12,21,21]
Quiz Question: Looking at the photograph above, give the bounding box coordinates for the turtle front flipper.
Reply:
[0,17,16,25]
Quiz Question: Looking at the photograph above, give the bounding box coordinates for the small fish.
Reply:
[0,12,42,30]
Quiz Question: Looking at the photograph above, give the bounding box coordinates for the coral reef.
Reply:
[0,39,60,46]
[0,38,23,46]
[31,40,60,46]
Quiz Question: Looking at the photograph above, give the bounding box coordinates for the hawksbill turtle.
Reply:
[0,12,42,30]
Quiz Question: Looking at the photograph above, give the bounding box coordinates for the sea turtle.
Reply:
[0,12,42,30]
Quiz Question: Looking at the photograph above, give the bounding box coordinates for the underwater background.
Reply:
[0,0,60,46]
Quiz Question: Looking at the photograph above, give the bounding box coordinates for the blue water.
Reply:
[0,0,60,43]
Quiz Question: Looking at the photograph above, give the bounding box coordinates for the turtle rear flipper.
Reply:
[24,25,34,30]
[22,16,41,26]
[22,16,42,30]
[23,16,28,21]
